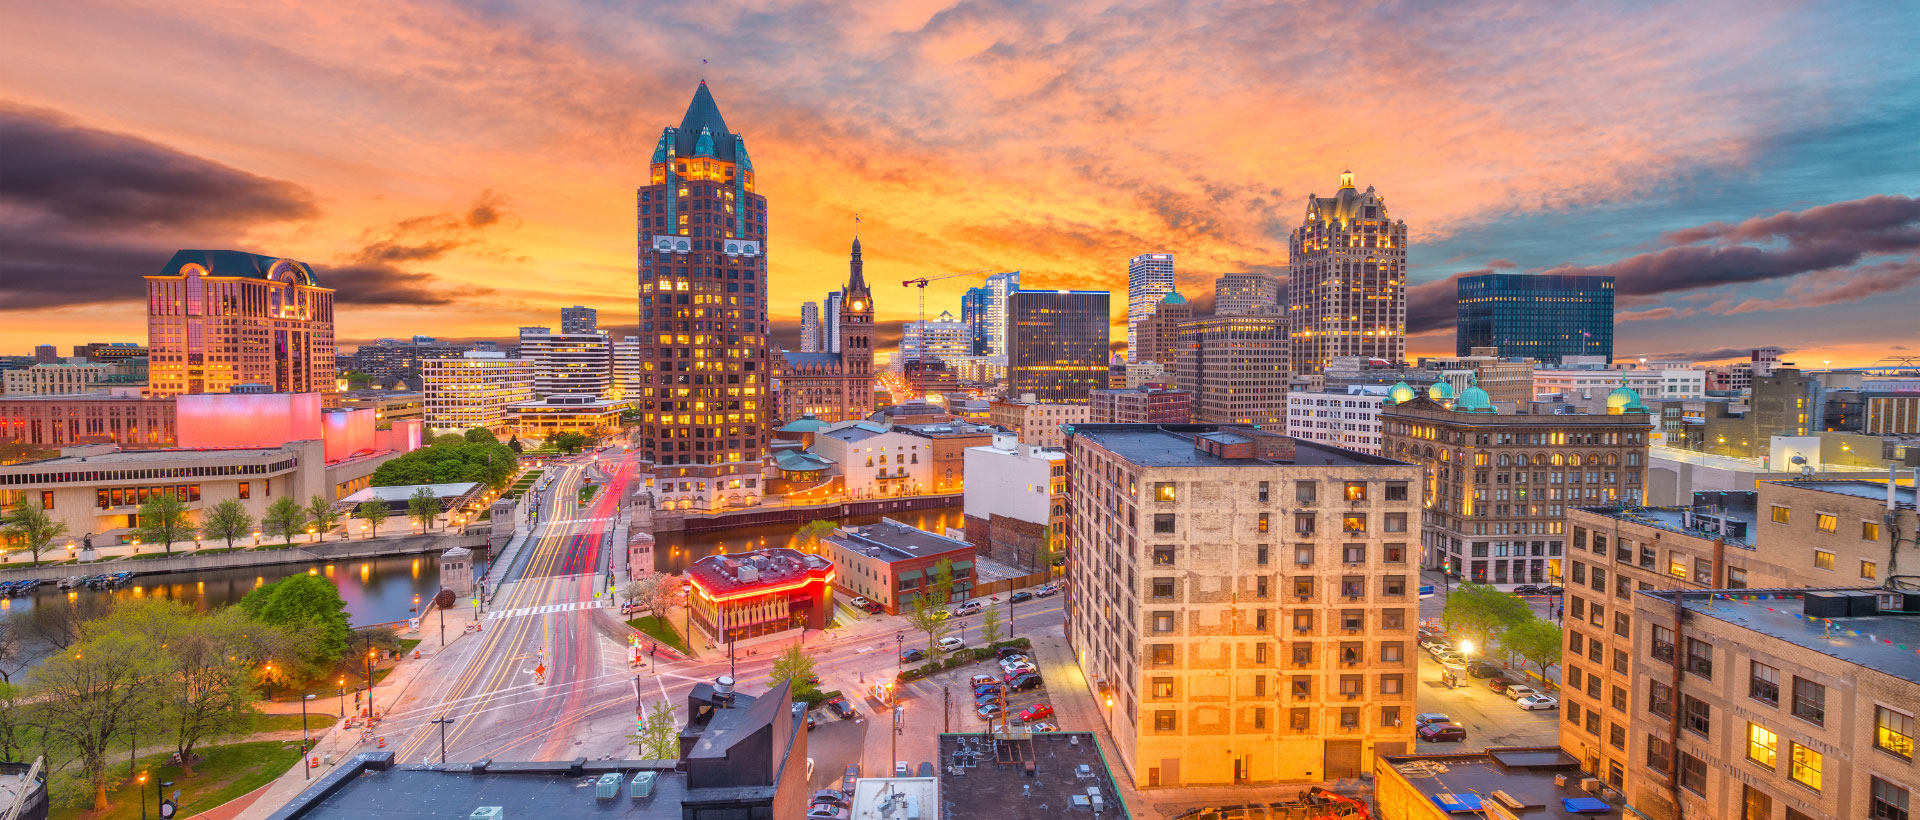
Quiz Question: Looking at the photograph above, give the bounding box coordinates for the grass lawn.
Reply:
[578,484,599,504]
[50,740,307,820]
[275,666,393,702]
[398,638,421,654]
[252,712,336,734]
[626,615,690,655]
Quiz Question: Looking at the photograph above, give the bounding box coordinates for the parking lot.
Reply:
[1412,641,1562,752]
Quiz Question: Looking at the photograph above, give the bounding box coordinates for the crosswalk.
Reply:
[484,599,614,621]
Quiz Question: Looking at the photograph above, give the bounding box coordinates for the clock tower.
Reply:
[838,237,873,376]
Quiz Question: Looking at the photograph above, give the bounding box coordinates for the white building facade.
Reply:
[422,352,538,436]
[1126,253,1175,362]
[1284,386,1388,454]
[809,421,932,499]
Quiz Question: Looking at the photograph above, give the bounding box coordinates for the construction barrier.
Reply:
[377,737,386,749]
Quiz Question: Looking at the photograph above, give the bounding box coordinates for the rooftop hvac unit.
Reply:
[629,772,656,798]
[595,773,624,799]
[470,808,503,820]
[1580,778,1604,794]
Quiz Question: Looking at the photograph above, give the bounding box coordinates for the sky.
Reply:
[3,0,1919,366]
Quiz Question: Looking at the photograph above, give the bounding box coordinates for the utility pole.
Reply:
[430,717,456,763]
[943,685,950,733]
[300,695,315,780]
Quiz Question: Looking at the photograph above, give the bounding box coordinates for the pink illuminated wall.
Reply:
[322,408,376,462]
[177,392,323,449]
[377,419,424,454]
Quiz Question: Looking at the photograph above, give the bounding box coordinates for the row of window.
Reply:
[1150,512,1407,535]
[1152,480,1409,504]
[1148,704,1403,733]
[1769,504,1883,541]
[1151,542,1410,567]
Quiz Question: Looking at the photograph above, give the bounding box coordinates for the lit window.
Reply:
[1746,723,1777,768]
[1770,505,1790,524]
[1814,550,1835,571]
[1816,513,1836,533]
[1878,706,1915,760]
[1788,743,1822,791]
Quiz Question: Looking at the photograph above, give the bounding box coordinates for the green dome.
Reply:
[1454,374,1493,413]
[1160,291,1188,305]
[1387,380,1417,405]
[1428,381,1455,401]
[1606,386,1640,408]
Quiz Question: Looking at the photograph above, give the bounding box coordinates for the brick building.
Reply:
[823,519,976,615]
[1089,386,1192,424]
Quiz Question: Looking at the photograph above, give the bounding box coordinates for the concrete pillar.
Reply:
[439,546,473,597]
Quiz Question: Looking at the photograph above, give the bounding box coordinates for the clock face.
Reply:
[851,300,866,311]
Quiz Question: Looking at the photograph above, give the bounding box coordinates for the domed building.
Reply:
[1427,381,1455,404]
[1387,380,1418,405]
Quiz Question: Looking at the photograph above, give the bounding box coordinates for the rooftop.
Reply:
[827,519,973,564]
[936,732,1130,820]
[685,547,831,597]
[1769,478,1916,509]
[850,777,938,820]
[337,483,482,504]
[1379,748,1616,820]
[1073,425,1406,468]
[1655,588,1920,685]
[1574,495,1757,548]
[264,755,688,820]
[4,446,288,468]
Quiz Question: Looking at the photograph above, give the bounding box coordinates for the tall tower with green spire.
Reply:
[635,82,771,513]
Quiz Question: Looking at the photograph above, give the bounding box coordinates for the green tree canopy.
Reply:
[132,491,196,554]
[2,498,67,564]
[306,495,341,542]
[408,487,441,531]
[1441,583,1532,660]
[240,573,351,676]
[769,643,821,700]
[201,499,254,549]
[1502,616,1565,677]
[356,499,391,537]
[370,436,517,491]
[262,497,307,545]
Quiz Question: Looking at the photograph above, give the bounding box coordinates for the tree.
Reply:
[769,643,821,701]
[2,498,67,565]
[1502,616,1564,679]
[369,437,518,492]
[1441,583,1531,660]
[631,699,682,760]
[240,573,351,677]
[342,370,374,389]
[408,488,440,532]
[30,629,161,811]
[262,497,307,546]
[357,500,391,538]
[905,558,956,658]
[464,428,498,445]
[979,607,1003,648]
[626,574,683,620]
[14,593,113,650]
[114,601,276,775]
[0,619,21,685]
[551,432,587,454]
[201,499,253,549]
[793,520,838,551]
[306,496,341,542]
[0,683,27,764]
[507,436,524,454]
[132,491,196,555]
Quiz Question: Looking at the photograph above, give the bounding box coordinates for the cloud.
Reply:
[1618,307,1696,322]
[1641,347,1774,363]
[1486,259,1517,269]
[1406,271,1486,334]
[1720,258,1920,315]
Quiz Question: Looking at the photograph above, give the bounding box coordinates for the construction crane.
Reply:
[900,268,996,364]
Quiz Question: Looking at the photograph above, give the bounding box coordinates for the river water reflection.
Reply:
[648,505,966,573]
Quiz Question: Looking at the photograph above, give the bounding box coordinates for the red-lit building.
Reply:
[685,548,834,644]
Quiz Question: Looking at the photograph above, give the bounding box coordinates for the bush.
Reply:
[943,656,967,669]
[797,688,842,708]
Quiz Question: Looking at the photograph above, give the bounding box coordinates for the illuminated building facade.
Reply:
[0,393,177,451]
[1214,272,1282,316]
[421,352,537,436]
[517,326,612,398]
[1127,253,1175,362]
[559,305,598,334]
[1007,290,1109,404]
[823,520,977,616]
[1134,291,1193,367]
[899,310,971,367]
[1287,173,1407,373]
[145,250,336,396]
[1456,273,1614,364]
[611,336,643,406]
[776,240,875,425]
[799,301,821,353]
[684,547,834,643]
[1175,315,1289,426]
[635,82,773,512]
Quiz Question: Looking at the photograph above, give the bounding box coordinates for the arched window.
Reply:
[1604,453,1618,466]
[1568,454,1582,467]
[1551,453,1565,467]
[1498,454,1511,467]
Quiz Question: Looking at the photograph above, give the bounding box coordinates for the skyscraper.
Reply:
[517,326,612,398]
[1454,273,1614,363]
[777,239,875,423]
[145,250,336,396]
[560,305,599,334]
[980,271,1021,357]
[1174,314,1289,425]
[1288,172,1407,373]
[900,310,971,366]
[1006,289,1108,403]
[1125,253,1174,362]
[1134,290,1193,366]
[1213,271,1282,315]
[824,292,843,353]
[799,301,821,352]
[635,82,772,512]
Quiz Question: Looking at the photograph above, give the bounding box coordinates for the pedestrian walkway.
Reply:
[483,599,613,620]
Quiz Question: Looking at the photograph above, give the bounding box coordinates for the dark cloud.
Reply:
[322,192,514,306]
[1406,271,1486,334]
[322,264,497,306]
[1637,347,1775,363]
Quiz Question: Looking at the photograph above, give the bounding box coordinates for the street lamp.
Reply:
[300,695,316,780]
[337,677,346,718]
[430,717,456,763]
[138,771,149,820]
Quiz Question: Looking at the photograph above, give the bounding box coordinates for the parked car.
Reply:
[850,596,883,613]
[977,703,1004,719]
[841,765,859,794]
[1035,584,1061,597]
[860,601,886,614]
[971,674,1003,686]
[1517,695,1560,711]
[930,609,952,622]
[805,805,850,820]
[996,647,1029,659]
[953,600,984,616]
[1468,662,1504,679]
[1512,584,1542,595]
[1019,704,1054,722]
[1006,673,1044,691]
[1418,723,1467,742]
[1001,660,1038,675]
[806,713,819,731]
[1010,591,1033,603]
[900,648,927,663]
[1028,722,1058,732]
[1489,676,1519,693]
[825,697,859,719]
[1424,641,1452,655]
[975,692,1002,706]
[1432,652,1463,666]
[937,636,966,652]
[812,790,849,808]
[1542,585,1565,595]
[1505,685,1539,701]
[1413,712,1451,727]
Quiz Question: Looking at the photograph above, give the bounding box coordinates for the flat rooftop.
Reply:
[936,732,1129,819]
[268,759,687,820]
[850,777,938,820]
[1770,479,1915,509]
[1380,748,1614,820]
[9,446,287,466]
[685,547,830,596]
[1073,425,1406,468]
[829,520,974,564]
[1576,501,1756,548]
[1660,588,1920,685]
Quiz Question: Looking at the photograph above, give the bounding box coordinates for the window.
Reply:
[1667,559,1688,579]
[1295,514,1316,536]
[1152,678,1174,698]
[1609,722,1625,749]
[1154,711,1177,732]
[1293,611,1314,631]
[1294,578,1315,598]
[1345,482,1367,501]
[1291,676,1311,698]
[1384,543,1406,563]
[1727,566,1748,588]
[1153,514,1176,534]
[1682,694,1710,736]
[1569,632,1584,655]
[1865,521,1882,541]
[1291,644,1311,666]
[1382,706,1401,727]
[1750,662,1780,705]
[1678,753,1707,795]
[1872,777,1911,820]
[1257,577,1270,600]
[1791,677,1825,725]
[1878,705,1915,760]
[1383,576,1406,596]
[1743,785,1773,820]
[1685,637,1712,679]
[238,482,250,500]
[1814,550,1834,571]
[1252,707,1266,729]
[1651,624,1675,662]
[1153,482,1176,502]
[1150,644,1175,665]
[1771,505,1790,524]
[1343,544,1366,564]
[1382,643,1404,663]
[1296,481,1317,503]
[1383,609,1405,629]
[1614,613,1630,637]
[1290,707,1310,730]
[1746,723,1777,768]
[1152,578,1175,599]
[1385,482,1408,501]
[1384,513,1407,532]
[1258,481,1270,503]
[1647,736,1673,774]
[1294,544,1315,565]
[1864,560,1879,580]
[1152,545,1175,566]
[1787,743,1821,791]
[1341,515,1366,533]
[1816,513,1836,533]
[1257,543,1270,565]
[1567,666,1583,690]
[1153,612,1175,633]
[1611,686,1627,711]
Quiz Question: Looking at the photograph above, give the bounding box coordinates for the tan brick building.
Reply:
[1065,424,1422,788]
[1174,315,1289,427]
[988,396,1088,449]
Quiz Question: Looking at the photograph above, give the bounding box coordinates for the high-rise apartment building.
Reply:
[1127,253,1175,362]
[776,240,876,425]
[824,292,843,354]
[1174,315,1289,426]
[422,352,538,436]
[635,82,772,511]
[559,305,599,334]
[31,345,57,364]
[1379,386,1652,582]
[1007,289,1108,403]
[987,397,1090,449]
[1134,291,1193,367]
[346,338,471,384]
[1285,386,1389,454]
[145,250,336,396]
[1066,424,1422,786]
[1287,172,1407,373]
[1214,272,1282,316]
[961,286,990,355]
[899,310,971,366]
[517,326,612,398]
[799,301,821,353]
[977,271,1022,357]
[611,336,643,405]
[1455,273,1614,364]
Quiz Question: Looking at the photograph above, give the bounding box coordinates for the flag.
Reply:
[855,213,862,224]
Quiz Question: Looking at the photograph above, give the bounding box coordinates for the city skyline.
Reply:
[3,2,1918,366]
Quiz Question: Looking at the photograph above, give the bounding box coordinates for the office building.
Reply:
[1288,171,1407,373]
[1134,291,1194,368]
[327,389,423,427]
[1414,348,1539,407]
[1175,315,1289,426]
[344,337,471,385]
[635,82,772,513]
[776,239,875,426]
[1215,272,1283,316]
[71,342,148,362]
[1628,587,1920,820]
[1089,386,1192,424]
[798,301,821,353]
[823,291,842,354]
[1007,290,1110,404]
[1066,424,1422,786]
[1285,386,1389,455]
[894,420,995,494]
[1379,384,1652,581]
[31,345,57,364]
[971,271,1022,357]
[824,519,977,615]
[1127,253,1176,362]
[899,310,971,366]
[421,352,538,436]
[3,363,109,396]
[962,433,1065,573]
[517,327,613,398]
[0,393,177,451]
[961,285,989,355]
[683,547,834,644]
[503,395,625,442]
[988,396,1090,449]
[145,250,336,396]
[559,305,598,334]
[611,336,643,405]
[1455,273,1615,364]
[1697,368,1823,459]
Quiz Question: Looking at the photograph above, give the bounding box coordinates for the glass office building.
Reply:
[1455,273,1614,363]
[1007,290,1110,403]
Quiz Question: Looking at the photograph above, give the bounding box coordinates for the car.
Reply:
[1028,721,1058,732]
[975,694,1001,708]
[806,713,819,730]
[952,600,983,616]
[930,609,952,622]
[825,697,859,719]
[1432,652,1463,666]
[813,790,849,808]
[1001,661,1038,675]
[1517,695,1560,711]
[900,648,926,663]
[1512,584,1542,595]
[1488,676,1519,693]
[1468,662,1504,679]
[1413,712,1451,727]
[1035,584,1061,598]
[805,805,850,820]
[999,657,1035,670]
[850,596,874,609]
[971,674,1002,686]
[997,646,1030,659]
[1019,704,1054,722]
[1542,585,1565,595]
[977,703,1004,719]
[841,764,859,794]
[1424,641,1453,656]
[860,601,885,614]
[1506,685,1540,701]
[1010,591,1033,603]
[804,674,821,687]
[974,683,1003,695]
[1007,673,1043,691]
[937,637,966,652]
[1418,723,1467,742]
